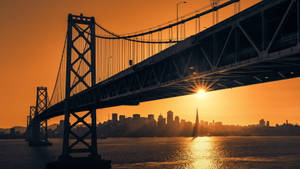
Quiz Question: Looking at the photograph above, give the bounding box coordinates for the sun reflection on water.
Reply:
[188,137,220,169]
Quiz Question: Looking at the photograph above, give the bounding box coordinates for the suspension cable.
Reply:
[94,0,239,41]
[49,33,67,106]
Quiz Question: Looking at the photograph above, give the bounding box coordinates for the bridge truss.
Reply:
[26,0,300,165]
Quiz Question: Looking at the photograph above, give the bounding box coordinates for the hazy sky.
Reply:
[1,0,300,128]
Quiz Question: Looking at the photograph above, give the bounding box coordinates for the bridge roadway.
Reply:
[38,0,300,120]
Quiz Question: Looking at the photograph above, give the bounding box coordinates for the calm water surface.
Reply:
[0,136,299,169]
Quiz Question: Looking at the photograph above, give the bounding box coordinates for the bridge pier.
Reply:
[29,119,51,146]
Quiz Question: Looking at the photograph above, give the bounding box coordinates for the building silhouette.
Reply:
[158,114,166,128]
[192,109,199,137]
[167,111,173,125]
[174,116,180,125]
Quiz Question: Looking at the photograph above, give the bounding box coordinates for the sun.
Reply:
[195,89,207,98]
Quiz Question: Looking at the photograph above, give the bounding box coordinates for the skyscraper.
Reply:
[174,116,180,125]
[158,114,166,127]
[167,111,173,125]
[193,108,199,137]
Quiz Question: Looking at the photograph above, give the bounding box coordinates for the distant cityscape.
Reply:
[97,111,300,137]
[1,110,300,139]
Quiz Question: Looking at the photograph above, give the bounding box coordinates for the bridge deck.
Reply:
[39,0,300,120]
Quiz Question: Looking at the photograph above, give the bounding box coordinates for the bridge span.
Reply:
[25,0,300,168]
[40,0,300,120]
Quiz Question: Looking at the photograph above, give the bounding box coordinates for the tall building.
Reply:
[181,119,186,125]
[266,121,270,127]
[167,111,173,125]
[174,116,180,125]
[193,108,199,137]
[158,114,166,127]
[112,113,118,122]
[148,114,154,120]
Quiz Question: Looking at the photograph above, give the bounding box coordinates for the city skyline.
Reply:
[2,108,298,130]
[2,110,299,138]
[100,110,299,127]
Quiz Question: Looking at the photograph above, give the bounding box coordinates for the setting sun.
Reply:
[195,89,207,98]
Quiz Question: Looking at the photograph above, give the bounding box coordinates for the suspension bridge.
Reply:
[25,0,300,168]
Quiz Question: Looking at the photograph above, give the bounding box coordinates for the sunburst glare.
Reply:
[195,89,207,98]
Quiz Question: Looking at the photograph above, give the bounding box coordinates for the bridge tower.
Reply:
[61,14,98,159]
[25,106,35,141]
[29,87,51,146]
[47,14,110,169]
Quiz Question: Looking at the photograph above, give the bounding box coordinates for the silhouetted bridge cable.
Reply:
[48,35,67,107]
[93,0,241,79]
[25,0,300,166]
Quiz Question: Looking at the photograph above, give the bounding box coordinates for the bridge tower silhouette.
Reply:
[47,14,111,169]
[27,87,51,146]
[61,14,97,158]
[29,106,35,125]
[25,106,35,141]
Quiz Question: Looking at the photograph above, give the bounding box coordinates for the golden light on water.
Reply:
[189,137,218,169]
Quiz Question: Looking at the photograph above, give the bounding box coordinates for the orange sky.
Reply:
[0,0,300,128]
